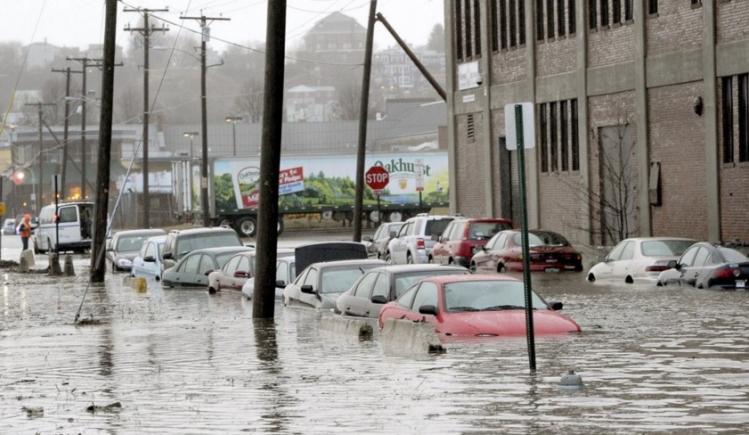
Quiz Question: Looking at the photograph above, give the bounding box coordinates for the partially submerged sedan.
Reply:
[208,248,293,294]
[283,259,385,310]
[336,264,468,318]
[377,275,581,338]
[161,246,251,289]
[241,255,296,300]
[470,230,582,273]
[657,242,749,289]
[587,237,696,284]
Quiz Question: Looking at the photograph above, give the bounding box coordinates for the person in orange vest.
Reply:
[17,213,34,251]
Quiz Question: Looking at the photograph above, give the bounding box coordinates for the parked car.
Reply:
[431,217,513,267]
[161,246,251,289]
[587,237,697,284]
[209,248,293,294]
[377,274,580,338]
[657,242,749,289]
[365,222,403,259]
[106,229,166,272]
[3,218,16,235]
[386,214,454,265]
[470,230,582,273]
[131,235,167,281]
[34,201,94,253]
[336,264,469,318]
[283,259,386,310]
[242,254,297,300]
[161,227,243,272]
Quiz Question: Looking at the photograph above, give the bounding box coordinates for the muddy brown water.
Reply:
[1,260,749,433]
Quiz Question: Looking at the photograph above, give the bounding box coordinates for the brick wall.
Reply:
[491,109,505,217]
[720,166,749,241]
[538,171,587,241]
[491,47,528,84]
[717,0,749,44]
[587,91,636,245]
[646,1,703,57]
[536,37,577,77]
[648,81,709,240]
[455,112,488,216]
[588,23,634,67]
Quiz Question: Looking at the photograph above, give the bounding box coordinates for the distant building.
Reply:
[374,46,446,97]
[24,40,60,69]
[285,85,337,122]
[300,12,366,87]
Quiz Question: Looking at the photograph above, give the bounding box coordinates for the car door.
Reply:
[431,222,453,264]
[669,246,699,286]
[342,272,379,316]
[482,232,507,272]
[57,205,79,249]
[196,255,215,287]
[131,242,148,277]
[596,241,626,279]
[684,247,711,287]
[298,267,320,307]
[612,241,636,279]
[406,282,439,323]
[367,272,391,318]
[390,222,412,264]
[219,256,241,290]
[175,254,202,287]
[444,221,466,263]
[232,256,251,289]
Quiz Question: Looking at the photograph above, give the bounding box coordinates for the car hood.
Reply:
[442,310,581,337]
[115,252,138,261]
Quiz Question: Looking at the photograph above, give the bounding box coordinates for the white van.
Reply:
[35,202,94,253]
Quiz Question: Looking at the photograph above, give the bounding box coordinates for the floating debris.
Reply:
[86,401,122,413]
[21,406,44,418]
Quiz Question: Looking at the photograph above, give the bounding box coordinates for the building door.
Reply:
[598,124,638,246]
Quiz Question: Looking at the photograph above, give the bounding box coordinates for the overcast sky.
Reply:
[0,0,444,52]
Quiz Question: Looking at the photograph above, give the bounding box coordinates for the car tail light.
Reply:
[712,266,735,280]
[416,238,425,249]
[645,264,670,272]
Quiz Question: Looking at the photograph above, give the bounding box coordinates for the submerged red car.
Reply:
[470,230,583,273]
[377,275,581,338]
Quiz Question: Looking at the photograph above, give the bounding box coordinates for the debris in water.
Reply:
[86,401,122,413]
[559,370,584,389]
[75,315,106,326]
[21,406,44,418]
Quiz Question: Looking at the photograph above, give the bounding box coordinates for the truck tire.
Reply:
[237,217,257,238]
[388,211,403,222]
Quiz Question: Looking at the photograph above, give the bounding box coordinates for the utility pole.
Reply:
[252,0,287,319]
[25,102,56,214]
[90,0,118,283]
[180,13,230,226]
[125,7,169,228]
[51,66,83,198]
[352,0,378,242]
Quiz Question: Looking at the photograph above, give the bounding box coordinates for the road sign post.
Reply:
[54,174,60,253]
[366,165,389,224]
[506,103,536,372]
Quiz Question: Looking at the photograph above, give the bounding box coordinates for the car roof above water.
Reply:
[310,259,386,270]
[370,264,467,275]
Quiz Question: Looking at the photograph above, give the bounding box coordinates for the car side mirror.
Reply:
[549,301,563,311]
[300,284,315,294]
[667,260,678,270]
[143,255,156,263]
[275,280,286,288]
[674,262,683,271]
[234,271,249,279]
[371,295,387,304]
[418,304,438,316]
[162,252,173,260]
[481,245,488,252]
[204,270,213,276]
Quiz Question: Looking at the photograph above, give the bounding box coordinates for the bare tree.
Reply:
[334,81,361,121]
[234,79,263,123]
[116,86,142,124]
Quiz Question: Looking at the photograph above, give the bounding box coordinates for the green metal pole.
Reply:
[515,104,536,372]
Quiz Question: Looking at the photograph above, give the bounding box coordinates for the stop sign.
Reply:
[365,165,389,191]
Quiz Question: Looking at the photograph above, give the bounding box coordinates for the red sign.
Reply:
[365,165,389,192]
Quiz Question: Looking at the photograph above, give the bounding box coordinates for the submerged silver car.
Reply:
[107,229,166,271]
[162,246,251,289]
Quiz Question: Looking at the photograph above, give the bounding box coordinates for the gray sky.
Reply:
[0,0,444,52]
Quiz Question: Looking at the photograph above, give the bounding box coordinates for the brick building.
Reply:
[444,0,749,245]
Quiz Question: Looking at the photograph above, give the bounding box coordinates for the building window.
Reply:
[648,0,658,15]
[465,0,473,58]
[625,0,633,20]
[600,0,609,27]
[519,0,526,44]
[569,0,576,34]
[491,0,500,51]
[537,0,545,40]
[500,0,508,49]
[540,104,548,172]
[456,1,464,61]
[571,99,579,171]
[721,76,734,164]
[691,0,702,7]
[561,100,569,171]
[467,114,476,143]
[557,0,566,36]
[546,0,555,37]
[474,0,482,56]
[740,74,748,162]
[612,0,621,24]
[550,101,558,171]
[509,0,517,47]
[589,0,597,29]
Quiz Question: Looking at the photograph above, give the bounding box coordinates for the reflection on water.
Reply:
[1,266,749,433]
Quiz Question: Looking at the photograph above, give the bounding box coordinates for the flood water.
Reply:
[2,251,749,433]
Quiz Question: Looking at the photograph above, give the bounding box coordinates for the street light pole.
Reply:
[225,115,242,157]
[183,131,199,221]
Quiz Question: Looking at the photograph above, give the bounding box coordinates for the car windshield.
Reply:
[394,270,467,297]
[468,222,511,240]
[177,232,242,257]
[320,265,378,294]
[424,219,453,236]
[718,247,748,263]
[511,231,569,247]
[116,235,150,252]
[444,280,548,312]
[641,240,695,257]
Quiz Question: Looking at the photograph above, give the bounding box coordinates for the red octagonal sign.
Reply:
[365,165,389,191]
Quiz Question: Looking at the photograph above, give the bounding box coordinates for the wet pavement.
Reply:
[2,232,749,433]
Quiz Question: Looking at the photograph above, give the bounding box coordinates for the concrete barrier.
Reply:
[48,253,62,276]
[380,319,445,355]
[319,314,376,340]
[19,249,35,272]
[63,255,75,276]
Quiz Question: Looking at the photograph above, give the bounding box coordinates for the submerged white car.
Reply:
[586,237,696,284]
